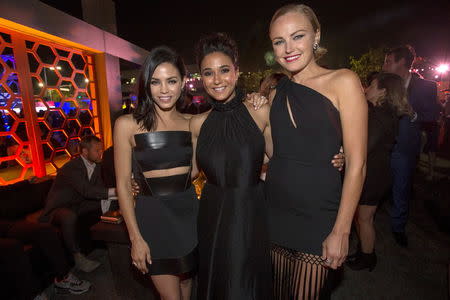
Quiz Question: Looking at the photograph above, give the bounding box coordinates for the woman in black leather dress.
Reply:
[347,72,412,271]
[114,46,198,300]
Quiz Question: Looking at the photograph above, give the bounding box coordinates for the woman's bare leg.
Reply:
[356,205,377,253]
[151,274,182,300]
[180,277,192,300]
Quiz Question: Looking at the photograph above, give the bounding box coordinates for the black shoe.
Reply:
[346,250,361,263]
[346,252,377,272]
[346,243,361,263]
[393,232,408,248]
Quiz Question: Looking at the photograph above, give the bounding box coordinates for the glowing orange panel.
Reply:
[0,25,101,185]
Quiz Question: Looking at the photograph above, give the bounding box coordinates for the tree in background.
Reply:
[238,50,284,93]
[349,47,386,84]
[238,69,275,93]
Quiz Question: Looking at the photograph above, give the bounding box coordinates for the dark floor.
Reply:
[50,155,450,300]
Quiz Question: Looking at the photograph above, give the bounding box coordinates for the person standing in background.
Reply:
[383,45,440,247]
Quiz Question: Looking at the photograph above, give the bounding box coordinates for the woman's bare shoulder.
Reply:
[115,114,135,126]
[115,114,139,132]
[319,68,362,96]
[327,68,360,85]
[189,110,211,134]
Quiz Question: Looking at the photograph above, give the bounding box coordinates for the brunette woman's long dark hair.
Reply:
[133,46,187,131]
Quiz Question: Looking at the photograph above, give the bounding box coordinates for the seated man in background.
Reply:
[40,135,117,272]
[0,222,91,299]
[0,179,91,299]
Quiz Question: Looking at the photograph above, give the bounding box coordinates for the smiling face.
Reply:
[200,51,239,102]
[270,11,319,74]
[149,62,184,111]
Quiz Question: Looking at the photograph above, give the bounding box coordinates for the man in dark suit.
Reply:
[40,135,116,272]
[383,45,441,247]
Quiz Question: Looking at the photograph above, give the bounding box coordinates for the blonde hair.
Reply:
[270,4,327,60]
[375,72,413,117]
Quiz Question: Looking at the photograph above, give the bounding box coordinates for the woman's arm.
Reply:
[189,112,208,180]
[244,101,273,159]
[114,116,151,273]
[262,106,273,158]
[322,69,368,269]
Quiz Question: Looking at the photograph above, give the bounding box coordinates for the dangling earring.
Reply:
[313,43,319,51]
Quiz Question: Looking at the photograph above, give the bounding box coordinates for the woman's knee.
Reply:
[180,277,192,289]
[357,210,375,224]
[159,292,181,300]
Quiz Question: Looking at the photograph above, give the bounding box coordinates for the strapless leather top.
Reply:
[134,131,192,172]
[133,131,192,196]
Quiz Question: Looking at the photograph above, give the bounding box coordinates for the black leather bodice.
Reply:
[133,131,192,196]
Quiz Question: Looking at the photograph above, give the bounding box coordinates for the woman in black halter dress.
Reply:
[191,33,272,299]
[115,47,198,300]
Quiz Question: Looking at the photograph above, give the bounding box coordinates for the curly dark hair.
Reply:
[195,32,239,69]
[133,46,186,132]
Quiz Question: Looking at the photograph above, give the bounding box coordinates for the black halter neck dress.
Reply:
[196,91,272,300]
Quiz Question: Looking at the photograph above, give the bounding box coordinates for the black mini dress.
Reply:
[132,131,198,275]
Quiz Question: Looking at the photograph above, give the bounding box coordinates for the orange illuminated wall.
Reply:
[0,26,101,185]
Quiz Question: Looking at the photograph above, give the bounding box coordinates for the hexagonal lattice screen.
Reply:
[0,32,31,184]
[36,45,56,65]
[0,27,101,185]
[64,119,81,137]
[57,60,74,78]
[26,39,100,176]
[67,138,80,156]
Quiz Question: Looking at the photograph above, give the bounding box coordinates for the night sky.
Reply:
[48,0,450,71]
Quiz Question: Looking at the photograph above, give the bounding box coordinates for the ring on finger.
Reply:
[325,258,332,264]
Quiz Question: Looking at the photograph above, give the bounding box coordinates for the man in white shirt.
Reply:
[40,135,117,272]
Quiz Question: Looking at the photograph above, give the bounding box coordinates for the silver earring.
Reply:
[313,43,319,51]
